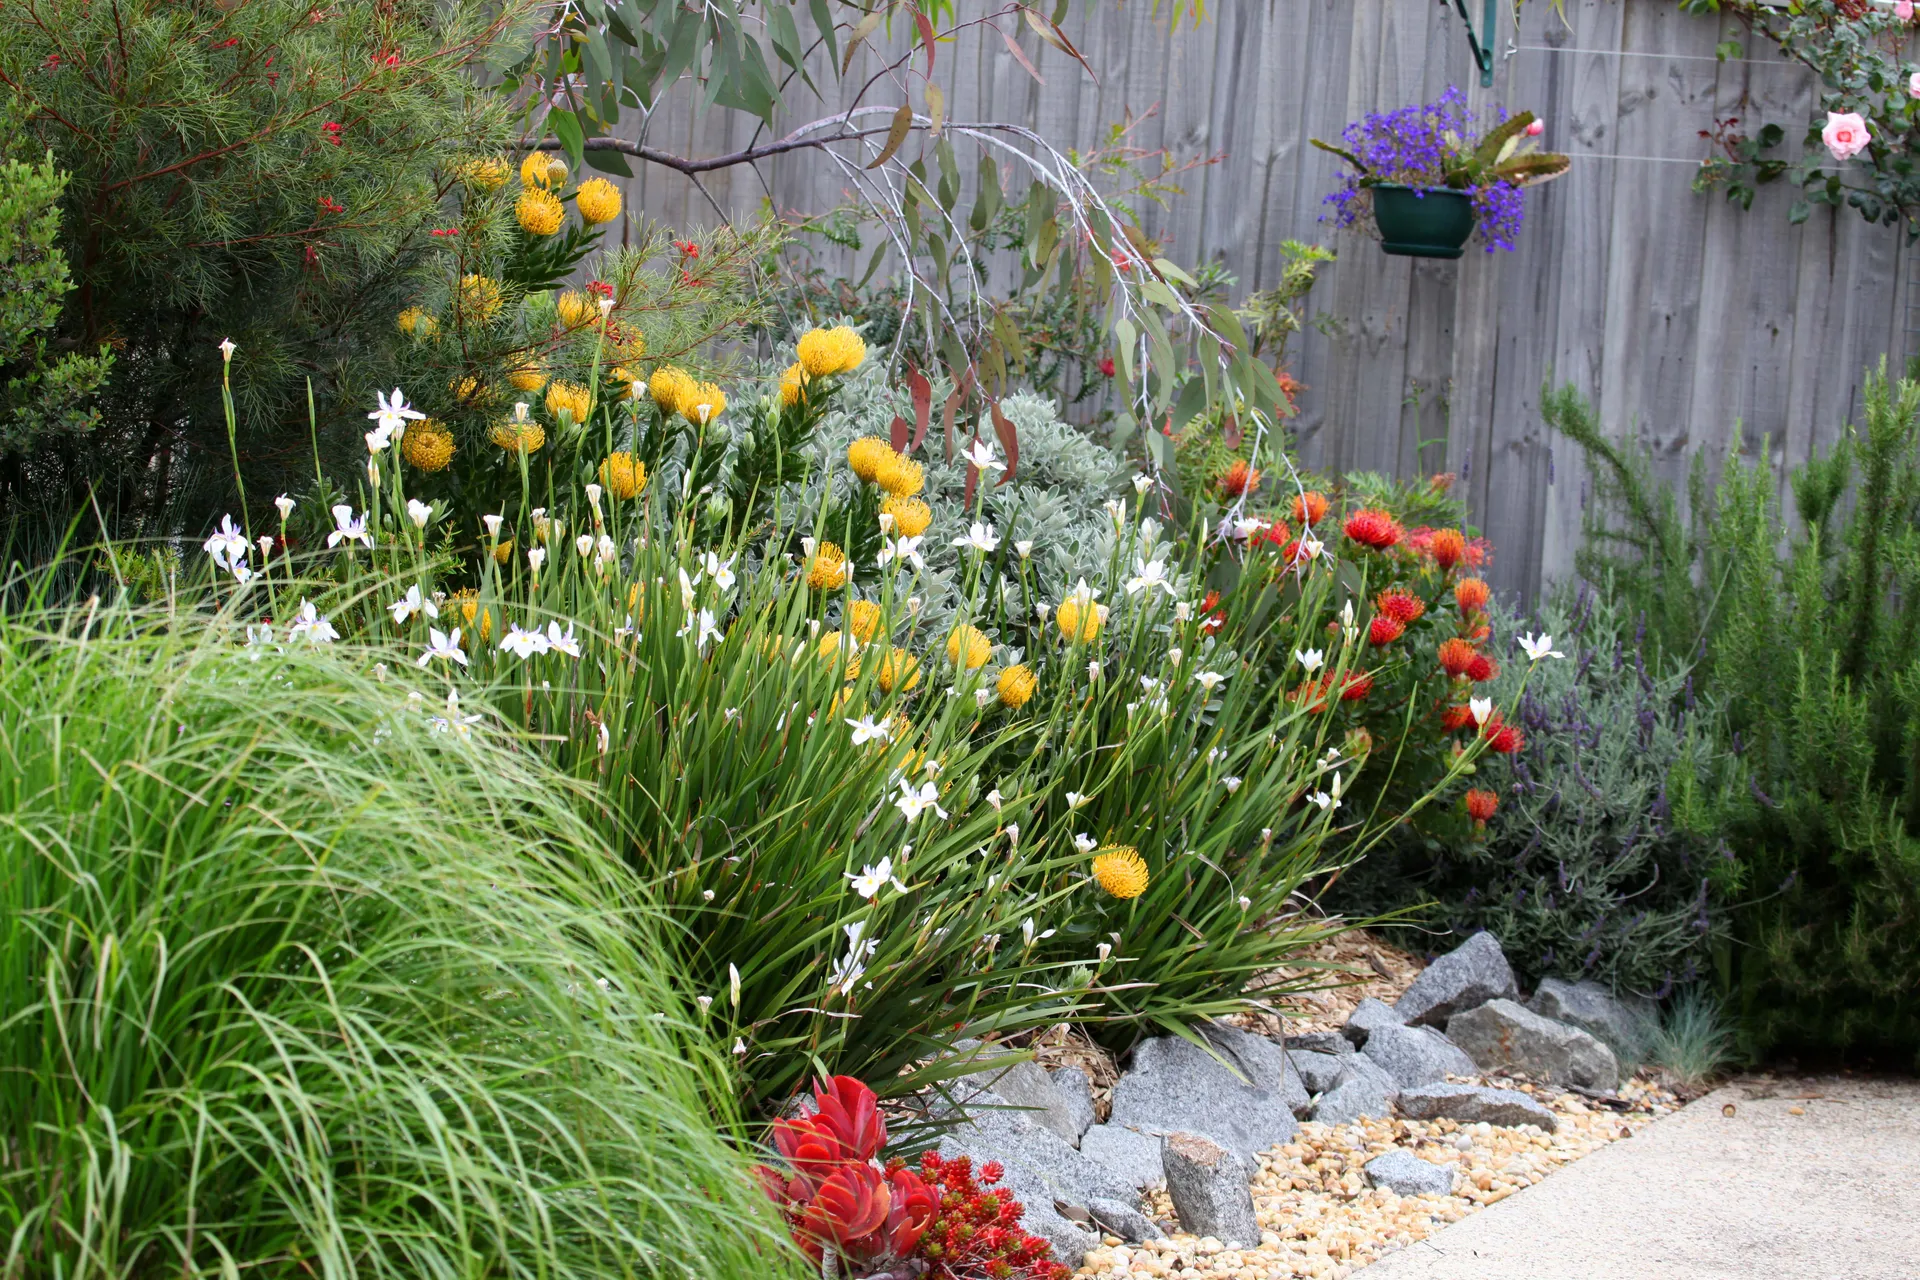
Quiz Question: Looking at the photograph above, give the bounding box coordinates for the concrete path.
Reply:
[1358,1075,1920,1280]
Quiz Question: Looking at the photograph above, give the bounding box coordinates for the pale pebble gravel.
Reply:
[1074,1075,1679,1280]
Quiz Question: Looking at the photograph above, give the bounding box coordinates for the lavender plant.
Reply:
[1313,87,1569,252]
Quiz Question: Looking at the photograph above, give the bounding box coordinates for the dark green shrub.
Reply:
[1548,363,1920,1063]
[0,143,109,454]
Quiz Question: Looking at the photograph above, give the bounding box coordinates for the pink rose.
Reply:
[1822,110,1872,161]
[1910,71,1920,100]
[1526,119,1545,137]
[1899,0,1914,20]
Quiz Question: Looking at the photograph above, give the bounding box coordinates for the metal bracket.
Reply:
[1451,0,1498,87]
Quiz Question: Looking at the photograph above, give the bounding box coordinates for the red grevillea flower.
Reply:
[1340,671,1374,701]
[1439,703,1475,732]
[1437,637,1478,678]
[1375,588,1425,624]
[1465,788,1498,823]
[1465,652,1498,683]
[1099,355,1116,377]
[1428,527,1468,570]
[1343,507,1403,550]
[1455,577,1492,612]
[1483,716,1524,754]
[1368,614,1405,646]
[429,226,459,237]
[1216,459,1260,498]
[587,279,614,299]
[1292,489,1330,526]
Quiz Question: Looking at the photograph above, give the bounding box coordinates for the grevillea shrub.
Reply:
[1334,587,1741,998]
[1313,86,1569,251]
[1548,365,1920,1063]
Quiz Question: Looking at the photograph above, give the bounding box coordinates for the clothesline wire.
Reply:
[1516,44,1798,65]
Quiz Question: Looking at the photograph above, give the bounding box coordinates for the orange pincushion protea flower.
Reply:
[1438,637,1479,678]
[1375,589,1425,624]
[1198,590,1227,636]
[1292,489,1330,526]
[1216,459,1260,498]
[1465,652,1498,683]
[1428,528,1468,570]
[1465,788,1499,823]
[1439,703,1475,732]
[1368,615,1405,646]
[1340,671,1374,701]
[1343,507,1403,550]
[1482,715,1524,754]
[1455,577,1492,613]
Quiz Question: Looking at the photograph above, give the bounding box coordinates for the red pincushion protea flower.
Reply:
[1251,519,1292,550]
[1375,588,1425,624]
[1483,716,1524,754]
[1455,577,1492,613]
[1437,637,1479,678]
[1290,673,1337,714]
[1368,614,1405,646]
[1465,652,1498,683]
[1216,459,1261,498]
[1439,703,1475,732]
[1343,507,1403,550]
[1428,528,1468,570]
[1340,671,1374,701]
[1464,788,1498,823]
[1098,355,1116,377]
[1199,590,1227,636]
[1292,489,1330,526]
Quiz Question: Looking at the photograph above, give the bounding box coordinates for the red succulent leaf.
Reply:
[808,1074,887,1162]
[847,1166,938,1261]
[799,1162,892,1253]
[772,1114,849,1193]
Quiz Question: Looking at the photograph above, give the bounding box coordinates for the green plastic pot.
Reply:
[1371,184,1476,259]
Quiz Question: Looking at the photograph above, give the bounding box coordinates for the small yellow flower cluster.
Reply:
[997,663,1037,709]
[508,363,547,392]
[460,156,510,192]
[576,177,623,225]
[516,188,564,237]
[796,326,866,378]
[448,374,493,407]
[556,291,598,330]
[450,588,494,642]
[545,381,592,424]
[489,419,546,454]
[396,306,437,338]
[458,274,502,324]
[599,452,647,499]
[1091,845,1149,899]
[945,625,992,670]
[402,419,455,472]
[881,495,931,538]
[806,541,849,591]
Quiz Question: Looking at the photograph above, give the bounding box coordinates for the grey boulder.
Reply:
[1086,1197,1163,1245]
[1078,1123,1166,1191]
[1050,1064,1098,1144]
[1106,1023,1303,1161]
[1290,1048,1349,1096]
[1361,1022,1479,1090]
[1528,977,1654,1056]
[1311,1056,1399,1126]
[1341,997,1405,1048]
[1394,931,1519,1028]
[1395,1081,1559,1132]
[1446,998,1621,1091]
[935,1090,1137,1267]
[1162,1132,1261,1248]
[952,1041,1089,1148]
[1363,1149,1456,1197]
[1285,1031,1354,1057]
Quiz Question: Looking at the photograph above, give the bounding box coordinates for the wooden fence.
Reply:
[601,0,1912,602]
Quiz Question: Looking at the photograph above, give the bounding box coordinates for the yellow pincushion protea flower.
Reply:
[508,363,547,392]
[458,274,503,324]
[816,630,853,664]
[796,325,866,377]
[1057,593,1102,644]
[451,589,495,642]
[847,436,892,482]
[806,541,850,591]
[599,452,647,499]
[847,599,883,644]
[873,452,925,499]
[575,177,622,225]
[875,649,921,694]
[650,365,696,418]
[608,366,636,399]
[945,625,992,670]
[545,380,592,423]
[555,291,597,330]
[882,496,931,538]
[778,362,807,407]
[401,420,455,472]
[517,188,564,236]
[997,663,1037,709]
[1091,845,1149,899]
[396,306,438,338]
[489,419,546,454]
[520,152,562,189]
[448,374,495,408]
[460,156,510,191]
[680,381,726,424]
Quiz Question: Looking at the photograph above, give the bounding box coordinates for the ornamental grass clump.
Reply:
[0,597,797,1279]
[1314,86,1570,251]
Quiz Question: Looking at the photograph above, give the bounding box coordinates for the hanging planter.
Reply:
[1313,88,1569,259]
[1370,185,1478,259]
